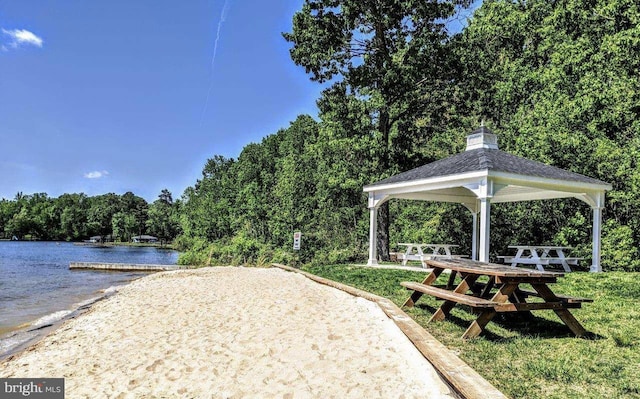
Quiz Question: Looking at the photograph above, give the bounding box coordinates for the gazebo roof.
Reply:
[368,147,607,187]
[364,127,611,207]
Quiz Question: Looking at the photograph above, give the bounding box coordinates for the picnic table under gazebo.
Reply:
[363,126,612,272]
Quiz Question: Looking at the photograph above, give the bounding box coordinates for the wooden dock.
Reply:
[69,262,190,272]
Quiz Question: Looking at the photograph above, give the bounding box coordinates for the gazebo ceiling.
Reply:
[366,171,610,208]
[388,185,587,205]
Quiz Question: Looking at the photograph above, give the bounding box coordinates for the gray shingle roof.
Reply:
[368,148,608,187]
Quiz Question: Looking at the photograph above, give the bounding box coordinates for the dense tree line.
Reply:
[0,190,181,244]
[177,0,640,271]
[5,1,637,270]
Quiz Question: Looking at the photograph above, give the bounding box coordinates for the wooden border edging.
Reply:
[272,263,508,399]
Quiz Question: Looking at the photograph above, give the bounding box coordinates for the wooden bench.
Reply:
[398,253,425,262]
[516,288,593,304]
[399,254,466,261]
[426,254,467,260]
[401,281,499,308]
[496,256,550,265]
[552,257,582,266]
[468,280,592,304]
[497,256,583,273]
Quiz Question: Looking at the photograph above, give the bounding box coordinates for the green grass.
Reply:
[301,264,640,399]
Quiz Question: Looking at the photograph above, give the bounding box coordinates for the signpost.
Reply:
[293,231,302,251]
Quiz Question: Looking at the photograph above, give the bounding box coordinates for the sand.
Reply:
[1,267,456,398]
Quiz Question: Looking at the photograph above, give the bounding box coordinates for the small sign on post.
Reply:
[293,231,302,251]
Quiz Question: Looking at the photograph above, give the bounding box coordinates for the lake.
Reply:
[0,241,178,357]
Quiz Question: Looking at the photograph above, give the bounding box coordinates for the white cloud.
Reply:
[2,28,43,49]
[84,170,109,179]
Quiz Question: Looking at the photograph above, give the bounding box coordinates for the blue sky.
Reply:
[0,0,323,202]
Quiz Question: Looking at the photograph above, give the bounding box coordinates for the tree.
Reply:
[2,193,54,240]
[111,211,137,242]
[267,116,320,247]
[309,88,378,258]
[146,189,181,245]
[284,0,472,259]
[0,199,18,239]
[454,0,640,268]
[86,193,121,237]
[180,155,237,241]
[28,193,57,240]
[57,193,90,240]
[4,207,34,240]
[118,192,149,237]
[158,189,173,205]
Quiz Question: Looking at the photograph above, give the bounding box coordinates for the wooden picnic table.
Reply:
[401,258,592,339]
[497,245,582,272]
[396,243,464,268]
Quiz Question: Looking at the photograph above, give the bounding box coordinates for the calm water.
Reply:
[0,241,178,356]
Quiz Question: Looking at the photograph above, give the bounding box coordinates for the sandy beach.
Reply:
[1,266,456,398]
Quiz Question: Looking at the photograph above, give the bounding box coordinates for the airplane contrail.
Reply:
[199,0,231,126]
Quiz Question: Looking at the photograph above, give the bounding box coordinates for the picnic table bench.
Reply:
[402,258,591,339]
[497,245,583,272]
[401,281,499,308]
[396,243,465,268]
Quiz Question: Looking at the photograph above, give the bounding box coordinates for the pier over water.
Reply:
[69,262,190,272]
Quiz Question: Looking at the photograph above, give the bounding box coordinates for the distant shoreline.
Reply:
[73,242,176,249]
[0,239,175,250]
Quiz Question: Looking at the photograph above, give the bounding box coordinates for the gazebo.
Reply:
[363,127,612,272]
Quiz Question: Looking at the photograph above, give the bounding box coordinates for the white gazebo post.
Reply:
[469,178,494,263]
[590,192,605,272]
[590,206,602,272]
[367,205,378,266]
[470,212,477,260]
[463,203,480,261]
[462,193,491,263]
[367,192,388,266]
[478,197,491,262]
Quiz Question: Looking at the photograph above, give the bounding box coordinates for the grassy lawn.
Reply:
[301,264,640,399]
